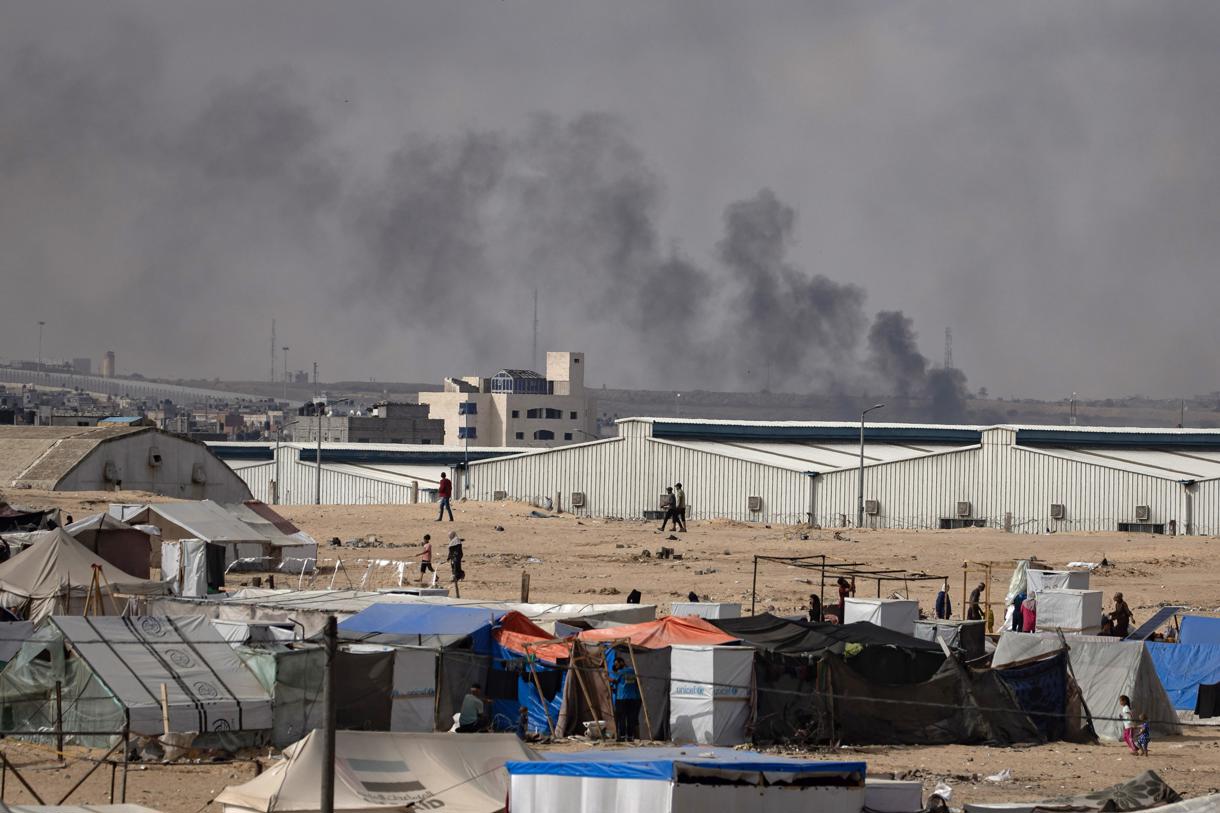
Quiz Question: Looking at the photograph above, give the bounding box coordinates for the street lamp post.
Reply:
[315,395,352,505]
[857,403,885,528]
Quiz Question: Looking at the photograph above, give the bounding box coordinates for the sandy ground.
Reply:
[5,490,1220,808]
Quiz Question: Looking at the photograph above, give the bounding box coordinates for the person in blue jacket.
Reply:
[610,653,642,741]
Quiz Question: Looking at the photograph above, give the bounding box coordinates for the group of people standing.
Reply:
[416,472,466,586]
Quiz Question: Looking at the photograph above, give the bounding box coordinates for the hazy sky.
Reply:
[3,2,1219,400]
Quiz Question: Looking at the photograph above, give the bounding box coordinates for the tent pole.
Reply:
[321,615,337,813]
[3,752,44,804]
[56,738,122,805]
[626,642,652,741]
[120,722,129,802]
[54,681,63,762]
[2,749,7,801]
[569,644,606,741]
[750,556,758,615]
[526,655,556,738]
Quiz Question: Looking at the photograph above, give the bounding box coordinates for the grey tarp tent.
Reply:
[993,632,1181,742]
[0,615,271,746]
[0,529,167,621]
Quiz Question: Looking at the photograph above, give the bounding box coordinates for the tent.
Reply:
[1146,642,1220,711]
[124,501,314,573]
[337,604,504,732]
[65,513,155,578]
[715,613,945,684]
[489,612,569,736]
[223,502,318,574]
[0,528,167,621]
[577,615,738,649]
[238,644,325,747]
[0,615,271,747]
[217,730,537,813]
[963,770,1181,813]
[1180,616,1220,646]
[337,603,502,649]
[669,644,753,745]
[993,632,1182,742]
[507,747,866,813]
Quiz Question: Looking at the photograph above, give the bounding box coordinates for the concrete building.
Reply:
[418,351,593,448]
[210,441,519,505]
[0,425,250,501]
[286,402,444,444]
[100,351,116,378]
[464,418,1220,535]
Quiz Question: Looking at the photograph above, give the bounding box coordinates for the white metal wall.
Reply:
[1190,479,1220,536]
[813,429,1189,533]
[226,450,429,505]
[466,422,810,523]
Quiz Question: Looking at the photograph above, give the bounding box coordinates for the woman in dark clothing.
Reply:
[836,577,854,624]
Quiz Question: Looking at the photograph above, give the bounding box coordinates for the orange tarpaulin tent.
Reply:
[577,615,739,649]
[493,611,573,663]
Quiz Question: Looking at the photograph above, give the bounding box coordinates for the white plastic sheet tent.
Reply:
[0,529,167,621]
[0,615,271,742]
[217,730,537,813]
[993,632,1181,742]
[669,645,753,745]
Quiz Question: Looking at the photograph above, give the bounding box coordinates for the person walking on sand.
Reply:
[1136,713,1151,756]
[658,487,678,531]
[1119,695,1138,754]
[935,579,953,620]
[673,483,688,532]
[436,472,454,522]
[967,582,985,621]
[417,534,434,585]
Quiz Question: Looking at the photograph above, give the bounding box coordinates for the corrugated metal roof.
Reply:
[0,425,150,488]
[661,439,971,473]
[1024,446,1220,481]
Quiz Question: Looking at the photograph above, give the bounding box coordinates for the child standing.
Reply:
[1136,713,1151,756]
[1119,695,1138,754]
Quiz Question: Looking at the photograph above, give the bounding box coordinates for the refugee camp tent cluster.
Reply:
[113,500,318,577]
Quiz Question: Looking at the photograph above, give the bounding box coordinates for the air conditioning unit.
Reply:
[956,501,973,518]
[493,490,508,501]
[1050,503,1066,520]
[1135,505,1151,522]
[103,460,119,482]
[147,447,163,468]
[865,499,881,516]
[191,463,207,485]
[571,491,586,508]
[748,496,763,513]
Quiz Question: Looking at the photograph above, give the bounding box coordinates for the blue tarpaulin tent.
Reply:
[1179,616,1220,646]
[1147,642,1220,710]
[336,603,503,651]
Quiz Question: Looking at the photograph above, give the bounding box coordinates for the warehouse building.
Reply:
[0,425,250,501]
[464,418,1220,535]
[210,441,520,505]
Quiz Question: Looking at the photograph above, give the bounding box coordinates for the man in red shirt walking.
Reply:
[439,468,458,520]
[437,472,454,521]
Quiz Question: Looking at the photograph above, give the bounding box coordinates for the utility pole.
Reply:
[321,615,337,813]
[282,346,289,403]
[315,392,324,505]
[532,287,539,371]
[944,327,953,370]
[857,403,885,528]
[313,361,318,396]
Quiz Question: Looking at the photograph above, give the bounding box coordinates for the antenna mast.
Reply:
[270,319,276,383]
[943,327,954,370]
